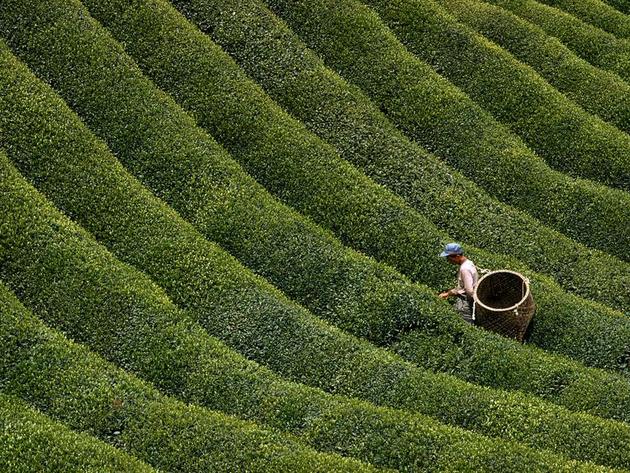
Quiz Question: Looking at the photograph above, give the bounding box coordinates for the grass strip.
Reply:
[479,0,630,81]
[2,32,630,471]
[171,0,630,313]
[435,0,630,133]
[3,0,630,413]
[0,285,373,473]
[0,394,155,473]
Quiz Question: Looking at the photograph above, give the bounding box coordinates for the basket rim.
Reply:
[473,270,531,313]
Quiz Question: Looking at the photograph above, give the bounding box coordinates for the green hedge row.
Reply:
[3,0,630,419]
[535,0,630,39]
[0,394,155,473]
[6,0,630,402]
[481,0,630,81]
[0,286,372,473]
[1,144,627,473]
[52,0,630,375]
[432,0,630,133]
[602,0,629,15]
[3,156,612,473]
[170,0,630,259]
[263,0,630,258]
[436,0,630,131]
[2,39,630,470]
[170,0,630,313]
[364,0,630,191]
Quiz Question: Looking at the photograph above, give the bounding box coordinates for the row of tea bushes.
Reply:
[361,0,630,191]
[171,0,630,313]
[481,0,630,81]
[1,156,578,473]
[602,0,629,14]
[0,394,155,473]
[436,0,630,133]
[3,38,630,470]
[0,284,371,473]
[6,0,630,389]
[3,0,630,413]
[1,142,627,471]
[263,0,630,261]
[52,0,630,375]
[535,0,630,38]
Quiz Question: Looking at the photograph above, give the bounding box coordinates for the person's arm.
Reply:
[439,287,460,299]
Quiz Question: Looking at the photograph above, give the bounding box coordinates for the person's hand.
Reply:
[439,291,450,299]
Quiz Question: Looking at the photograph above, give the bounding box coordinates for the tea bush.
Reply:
[0,285,371,473]
[535,0,630,38]
[2,42,630,470]
[171,0,630,313]
[2,0,630,418]
[480,0,630,81]
[3,151,598,473]
[436,0,630,133]
[362,0,629,191]
[35,0,630,374]
[263,0,630,259]
[0,394,155,473]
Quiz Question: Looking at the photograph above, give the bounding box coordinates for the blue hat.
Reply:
[440,243,463,257]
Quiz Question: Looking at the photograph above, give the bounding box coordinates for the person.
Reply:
[438,243,478,323]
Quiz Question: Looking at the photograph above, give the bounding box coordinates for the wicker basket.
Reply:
[473,270,535,342]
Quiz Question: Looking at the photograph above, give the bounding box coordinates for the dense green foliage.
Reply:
[263,0,630,261]
[1,0,628,468]
[357,0,630,190]
[436,0,630,133]
[0,285,371,473]
[0,395,155,473]
[172,0,630,313]
[2,0,630,415]
[535,0,630,38]
[0,154,624,471]
[1,155,578,473]
[480,0,630,81]
[2,40,630,470]
[602,0,629,15]
[46,0,630,375]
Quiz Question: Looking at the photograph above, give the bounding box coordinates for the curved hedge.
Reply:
[263,0,630,257]
[535,0,630,39]
[363,0,630,191]
[2,0,630,412]
[3,37,630,471]
[0,287,372,473]
[1,158,586,473]
[4,0,630,400]
[44,0,630,373]
[0,150,624,472]
[431,0,630,134]
[602,0,629,15]
[169,0,630,313]
[480,0,630,82]
[0,394,155,473]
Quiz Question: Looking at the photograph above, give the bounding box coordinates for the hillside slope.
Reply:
[1,0,628,469]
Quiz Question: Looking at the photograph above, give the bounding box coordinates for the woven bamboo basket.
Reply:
[473,270,535,342]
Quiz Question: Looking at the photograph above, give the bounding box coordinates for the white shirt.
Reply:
[457,259,478,299]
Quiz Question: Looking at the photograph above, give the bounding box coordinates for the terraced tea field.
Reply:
[1,0,628,470]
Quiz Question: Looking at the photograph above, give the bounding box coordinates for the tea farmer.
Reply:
[438,243,479,323]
